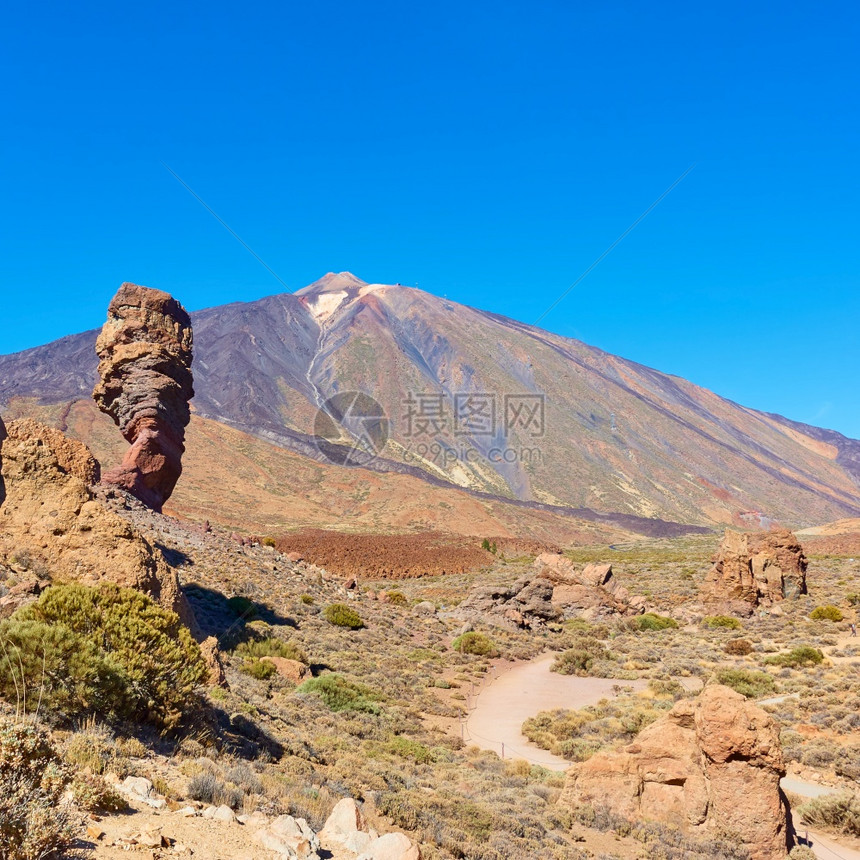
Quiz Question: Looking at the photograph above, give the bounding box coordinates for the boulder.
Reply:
[200,636,228,687]
[357,832,421,860]
[93,283,194,512]
[455,575,561,629]
[319,797,366,846]
[560,685,793,860]
[0,419,196,629]
[261,656,310,684]
[702,529,807,612]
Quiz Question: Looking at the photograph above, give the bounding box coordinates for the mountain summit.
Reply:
[1,274,858,531]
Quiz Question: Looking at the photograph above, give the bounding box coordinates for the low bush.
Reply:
[629,613,678,632]
[810,605,844,622]
[714,668,776,699]
[798,792,860,836]
[764,645,824,668]
[241,660,277,680]
[703,615,741,630]
[226,595,257,619]
[552,640,610,676]
[297,674,381,714]
[323,603,365,630]
[452,632,497,656]
[0,583,206,729]
[0,720,76,859]
[385,591,408,606]
[724,638,753,656]
[70,772,127,812]
[234,637,307,664]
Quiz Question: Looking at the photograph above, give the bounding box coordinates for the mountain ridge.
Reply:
[1,273,858,531]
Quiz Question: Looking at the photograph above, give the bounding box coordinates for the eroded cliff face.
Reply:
[93,282,193,512]
[702,528,808,613]
[0,417,195,630]
[560,684,793,860]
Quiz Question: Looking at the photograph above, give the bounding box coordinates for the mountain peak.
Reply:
[296,272,367,295]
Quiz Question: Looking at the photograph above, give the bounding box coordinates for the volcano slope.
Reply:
[1,272,859,533]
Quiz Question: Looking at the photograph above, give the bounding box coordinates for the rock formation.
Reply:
[535,552,647,618]
[702,529,807,614]
[93,282,193,512]
[0,418,195,629]
[455,575,562,629]
[560,684,793,860]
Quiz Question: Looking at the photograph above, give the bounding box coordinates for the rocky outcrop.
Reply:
[560,684,793,860]
[535,552,646,618]
[702,529,807,613]
[93,283,193,512]
[0,418,195,628]
[455,575,562,629]
[319,798,421,859]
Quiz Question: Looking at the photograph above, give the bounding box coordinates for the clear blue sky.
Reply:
[2,1,858,437]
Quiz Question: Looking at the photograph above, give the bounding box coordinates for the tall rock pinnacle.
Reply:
[93,283,194,511]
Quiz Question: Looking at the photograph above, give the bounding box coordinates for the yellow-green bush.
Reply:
[452,632,497,656]
[810,605,844,622]
[0,584,206,729]
[551,640,609,676]
[714,668,776,699]
[297,673,380,714]
[703,615,741,630]
[323,603,365,629]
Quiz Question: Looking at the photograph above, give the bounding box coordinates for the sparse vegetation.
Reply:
[724,638,753,655]
[0,583,206,728]
[798,792,860,836]
[703,615,741,630]
[297,673,381,714]
[764,645,824,668]
[628,612,678,631]
[810,605,844,622]
[714,668,776,699]
[551,640,610,676]
[0,719,76,859]
[323,603,365,629]
[452,631,497,656]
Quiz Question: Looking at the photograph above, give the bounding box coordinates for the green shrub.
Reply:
[452,632,497,656]
[552,640,609,676]
[0,583,206,729]
[261,537,276,548]
[764,645,824,668]
[798,793,860,836]
[714,669,776,699]
[385,591,408,606]
[300,594,314,605]
[297,674,380,714]
[226,595,257,619]
[629,613,678,632]
[386,736,435,764]
[323,603,364,630]
[241,660,276,680]
[233,637,307,664]
[724,638,753,656]
[847,593,859,607]
[0,720,76,859]
[703,615,741,630]
[810,605,844,622]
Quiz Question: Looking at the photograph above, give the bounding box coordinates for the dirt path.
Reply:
[464,652,647,769]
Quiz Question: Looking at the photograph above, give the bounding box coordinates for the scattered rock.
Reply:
[212,805,236,822]
[319,797,367,845]
[357,832,422,860]
[86,821,106,841]
[200,636,228,687]
[560,684,793,860]
[702,529,808,613]
[0,575,51,619]
[412,600,436,616]
[260,656,310,683]
[455,575,561,629]
[256,814,321,858]
[93,282,194,512]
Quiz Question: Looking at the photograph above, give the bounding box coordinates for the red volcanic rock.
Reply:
[93,283,193,511]
[702,529,807,612]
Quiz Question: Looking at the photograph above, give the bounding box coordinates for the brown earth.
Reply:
[271,530,556,579]
[799,532,860,557]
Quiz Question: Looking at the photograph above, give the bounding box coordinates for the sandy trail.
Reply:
[464,652,646,769]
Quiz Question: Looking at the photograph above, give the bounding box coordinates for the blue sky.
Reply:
[2,1,858,437]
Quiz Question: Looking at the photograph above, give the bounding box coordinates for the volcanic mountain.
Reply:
[1,272,858,535]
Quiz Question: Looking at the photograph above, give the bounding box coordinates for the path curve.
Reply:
[465,652,647,769]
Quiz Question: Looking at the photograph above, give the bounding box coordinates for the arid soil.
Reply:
[272,529,556,579]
